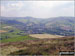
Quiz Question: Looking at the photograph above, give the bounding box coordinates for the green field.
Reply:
[0,26,37,43]
[1,35,37,43]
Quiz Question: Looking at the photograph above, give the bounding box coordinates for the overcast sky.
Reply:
[1,1,74,18]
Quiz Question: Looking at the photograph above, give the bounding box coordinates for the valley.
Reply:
[0,1,75,56]
[0,16,75,56]
[0,17,75,36]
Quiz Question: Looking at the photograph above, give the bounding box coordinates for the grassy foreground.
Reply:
[0,36,74,56]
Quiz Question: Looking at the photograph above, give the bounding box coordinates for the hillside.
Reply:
[0,16,75,36]
[0,36,74,55]
[0,1,74,56]
[0,16,74,56]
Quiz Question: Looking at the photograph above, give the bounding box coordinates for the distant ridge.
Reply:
[1,16,75,36]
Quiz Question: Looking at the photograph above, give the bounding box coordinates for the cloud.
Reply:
[7,1,24,9]
[1,1,74,18]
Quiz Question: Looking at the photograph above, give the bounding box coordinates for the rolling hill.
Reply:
[0,16,74,56]
[0,16,75,36]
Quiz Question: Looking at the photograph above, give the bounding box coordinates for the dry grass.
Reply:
[8,36,74,55]
[0,45,28,56]
[0,36,74,56]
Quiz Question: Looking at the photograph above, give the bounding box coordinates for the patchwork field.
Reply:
[29,34,64,39]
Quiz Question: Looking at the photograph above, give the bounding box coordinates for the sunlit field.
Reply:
[29,34,64,39]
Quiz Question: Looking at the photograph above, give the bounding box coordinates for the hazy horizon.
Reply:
[1,1,74,18]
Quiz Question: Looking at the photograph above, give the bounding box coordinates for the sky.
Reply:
[0,1,74,18]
